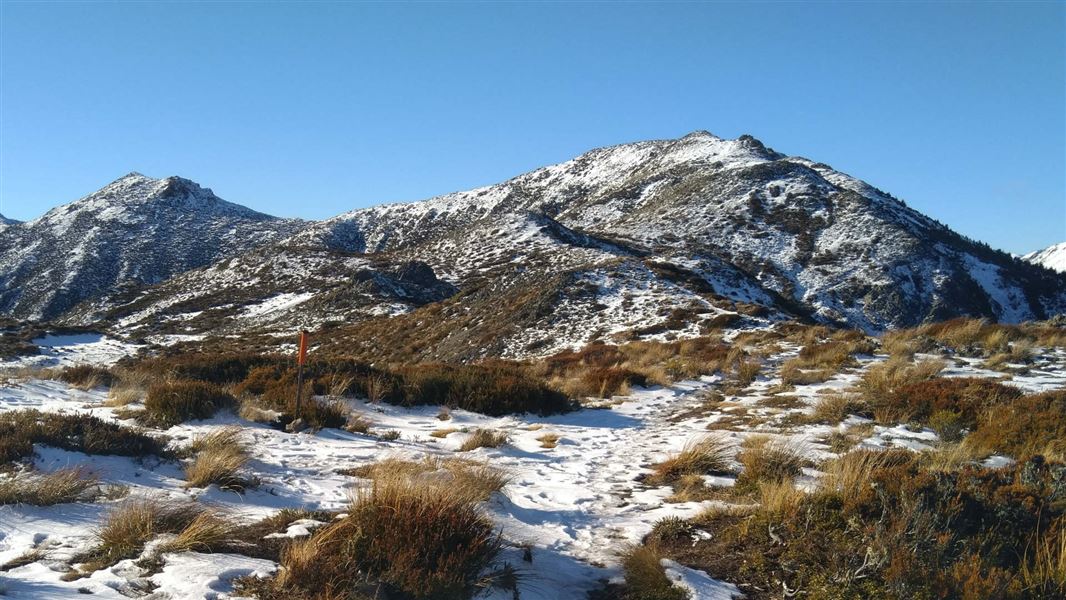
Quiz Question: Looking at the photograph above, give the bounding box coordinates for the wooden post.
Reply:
[295,330,309,421]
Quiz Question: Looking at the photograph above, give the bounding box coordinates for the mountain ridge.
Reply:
[4,132,1061,362]
[39,131,1065,360]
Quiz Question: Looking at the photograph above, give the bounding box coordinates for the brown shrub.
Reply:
[968,390,1066,459]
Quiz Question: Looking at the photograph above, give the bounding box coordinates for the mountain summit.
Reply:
[0,173,304,321]
[65,132,1066,359]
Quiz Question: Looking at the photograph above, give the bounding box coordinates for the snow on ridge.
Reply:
[1024,242,1066,273]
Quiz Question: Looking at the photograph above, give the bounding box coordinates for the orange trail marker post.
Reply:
[295,330,309,421]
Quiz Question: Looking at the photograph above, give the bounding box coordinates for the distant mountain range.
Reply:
[1025,242,1066,274]
[4,132,1064,359]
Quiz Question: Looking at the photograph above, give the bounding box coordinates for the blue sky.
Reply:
[1,1,1063,254]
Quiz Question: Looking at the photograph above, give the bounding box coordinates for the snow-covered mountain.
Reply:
[65,131,1066,359]
[1024,242,1066,273]
[0,213,18,231]
[0,173,305,321]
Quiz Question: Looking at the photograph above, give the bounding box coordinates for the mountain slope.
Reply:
[61,133,1066,358]
[0,214,18,231]
[0,173,306,321]
[1024,242,1066,273]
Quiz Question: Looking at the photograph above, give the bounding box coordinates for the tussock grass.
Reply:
[59,365,114,390]
[267,476,502,600]
[757,478,805,516]
[156,511,237,554]
[1021,521,1066,597]
[735,435,808,490]
[184,427,254,490]
[857,357,946,419]
[647,435,734,486]
[79,498,204,570]
[144,381,234,427]
[537,433,561,449]
[349,456,508,502]
[819,449,912,506]
[808,392,866,424]
[619,545,688,600]
[457,428,508,452]
[0,468,99,506]
[429,427,458,438]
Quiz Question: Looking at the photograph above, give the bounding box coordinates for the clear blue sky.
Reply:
[1,1,1063,254]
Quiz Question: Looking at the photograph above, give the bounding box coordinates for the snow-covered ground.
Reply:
[1,339,1065,599]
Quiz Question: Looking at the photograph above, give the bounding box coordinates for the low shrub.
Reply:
[653,454,1066,600]
[968,390,1066,459]
[0,410,164,466]
[871,377,1022,428]
[395,362,571,416]
[144,381,234,427]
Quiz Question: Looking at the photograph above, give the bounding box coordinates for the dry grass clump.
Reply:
[808,392,867,424]
[264,476,502,600]
[144,381,235,427]
[349,456,508,503]
[735,436,808,491]
[856,357,945,415]
[429,427,458,438]
[457,428,508,452]
[819,449,913,506]
[156,510,238,554]
[968,390,1066,459]
[184,427,255,491]
[757,478,805,516]
[646,435,734,486]
[340,412,370,434]
[59,365,114,390]
[537,433,561,449]
[0,409,165,466]
[75,498,205,572]
[780,336,874,386]
[1021,520,1066,597]
[618,545,688,600]
[0,468,99,506]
